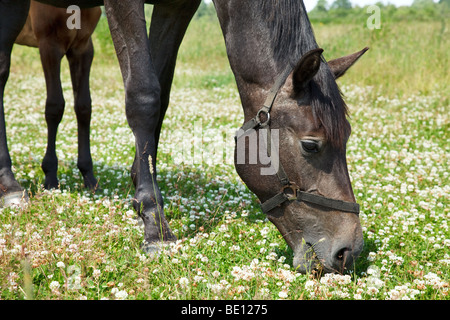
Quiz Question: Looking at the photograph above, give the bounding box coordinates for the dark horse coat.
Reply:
[0,0,367,273]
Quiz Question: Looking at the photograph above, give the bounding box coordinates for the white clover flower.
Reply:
[93,269,101,279]
[305,280,316,291]
[260,288,270,296]
[49,281,60,290]
[207,283,224,294]
[179,277,189,288]
[114,290,128,300]
[367,252,377,261]
[212,271,220,278]
[260,226,270,237]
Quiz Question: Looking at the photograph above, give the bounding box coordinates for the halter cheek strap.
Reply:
[260,184,360,214]
[235,61,360,216]
[236,63,293,141]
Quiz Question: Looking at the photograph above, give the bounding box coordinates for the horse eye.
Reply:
[301,140,320,153]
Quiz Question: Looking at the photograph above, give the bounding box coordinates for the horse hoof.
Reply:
[1,190,29,208]
[135,215,144,227]
[141,241,174,256]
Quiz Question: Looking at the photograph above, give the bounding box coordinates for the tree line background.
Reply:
[195,0,450,24]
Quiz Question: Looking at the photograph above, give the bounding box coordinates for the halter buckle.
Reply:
[282,183,299,201]
[256,109,271,127]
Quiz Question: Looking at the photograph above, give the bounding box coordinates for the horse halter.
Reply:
[235,60,360,216]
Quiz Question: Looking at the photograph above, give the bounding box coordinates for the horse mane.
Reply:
[262,0,351,148]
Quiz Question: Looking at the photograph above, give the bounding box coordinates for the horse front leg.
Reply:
[104,0,176,251]
[67,39,98,191]
[0,0,30,206]
[39,39,65,190]
[149,0,201,150]
[129,1,201,189]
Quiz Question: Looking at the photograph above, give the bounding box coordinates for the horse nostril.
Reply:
[335,247,350,262]
[336,248,345,260]
[330,247,353,273]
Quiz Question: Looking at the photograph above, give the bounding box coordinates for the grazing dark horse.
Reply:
[14,1,101,190]
[0,0,367,273]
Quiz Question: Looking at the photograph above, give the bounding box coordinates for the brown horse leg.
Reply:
[39,39,65,190]
[66,39,98,191]
[0,0,30,206]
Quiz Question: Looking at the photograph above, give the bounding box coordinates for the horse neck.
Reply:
[214,1,281,119]
[213,0,317,120]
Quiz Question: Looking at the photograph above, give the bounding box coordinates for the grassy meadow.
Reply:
[0,8,448,300]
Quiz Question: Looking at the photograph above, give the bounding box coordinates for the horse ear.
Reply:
[327,47,369,79]
[293,48,324,90]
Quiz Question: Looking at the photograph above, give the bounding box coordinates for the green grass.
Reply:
[314,20,449,98]
[1,13,448,300]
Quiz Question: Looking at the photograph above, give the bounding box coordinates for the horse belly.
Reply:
[34,0,103,9]
[14,15,39,48]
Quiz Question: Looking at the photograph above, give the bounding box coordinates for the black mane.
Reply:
[263,0,351,147]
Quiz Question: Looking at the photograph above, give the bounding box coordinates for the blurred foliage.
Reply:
[193,0,450,25]
[307,0,449,24]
